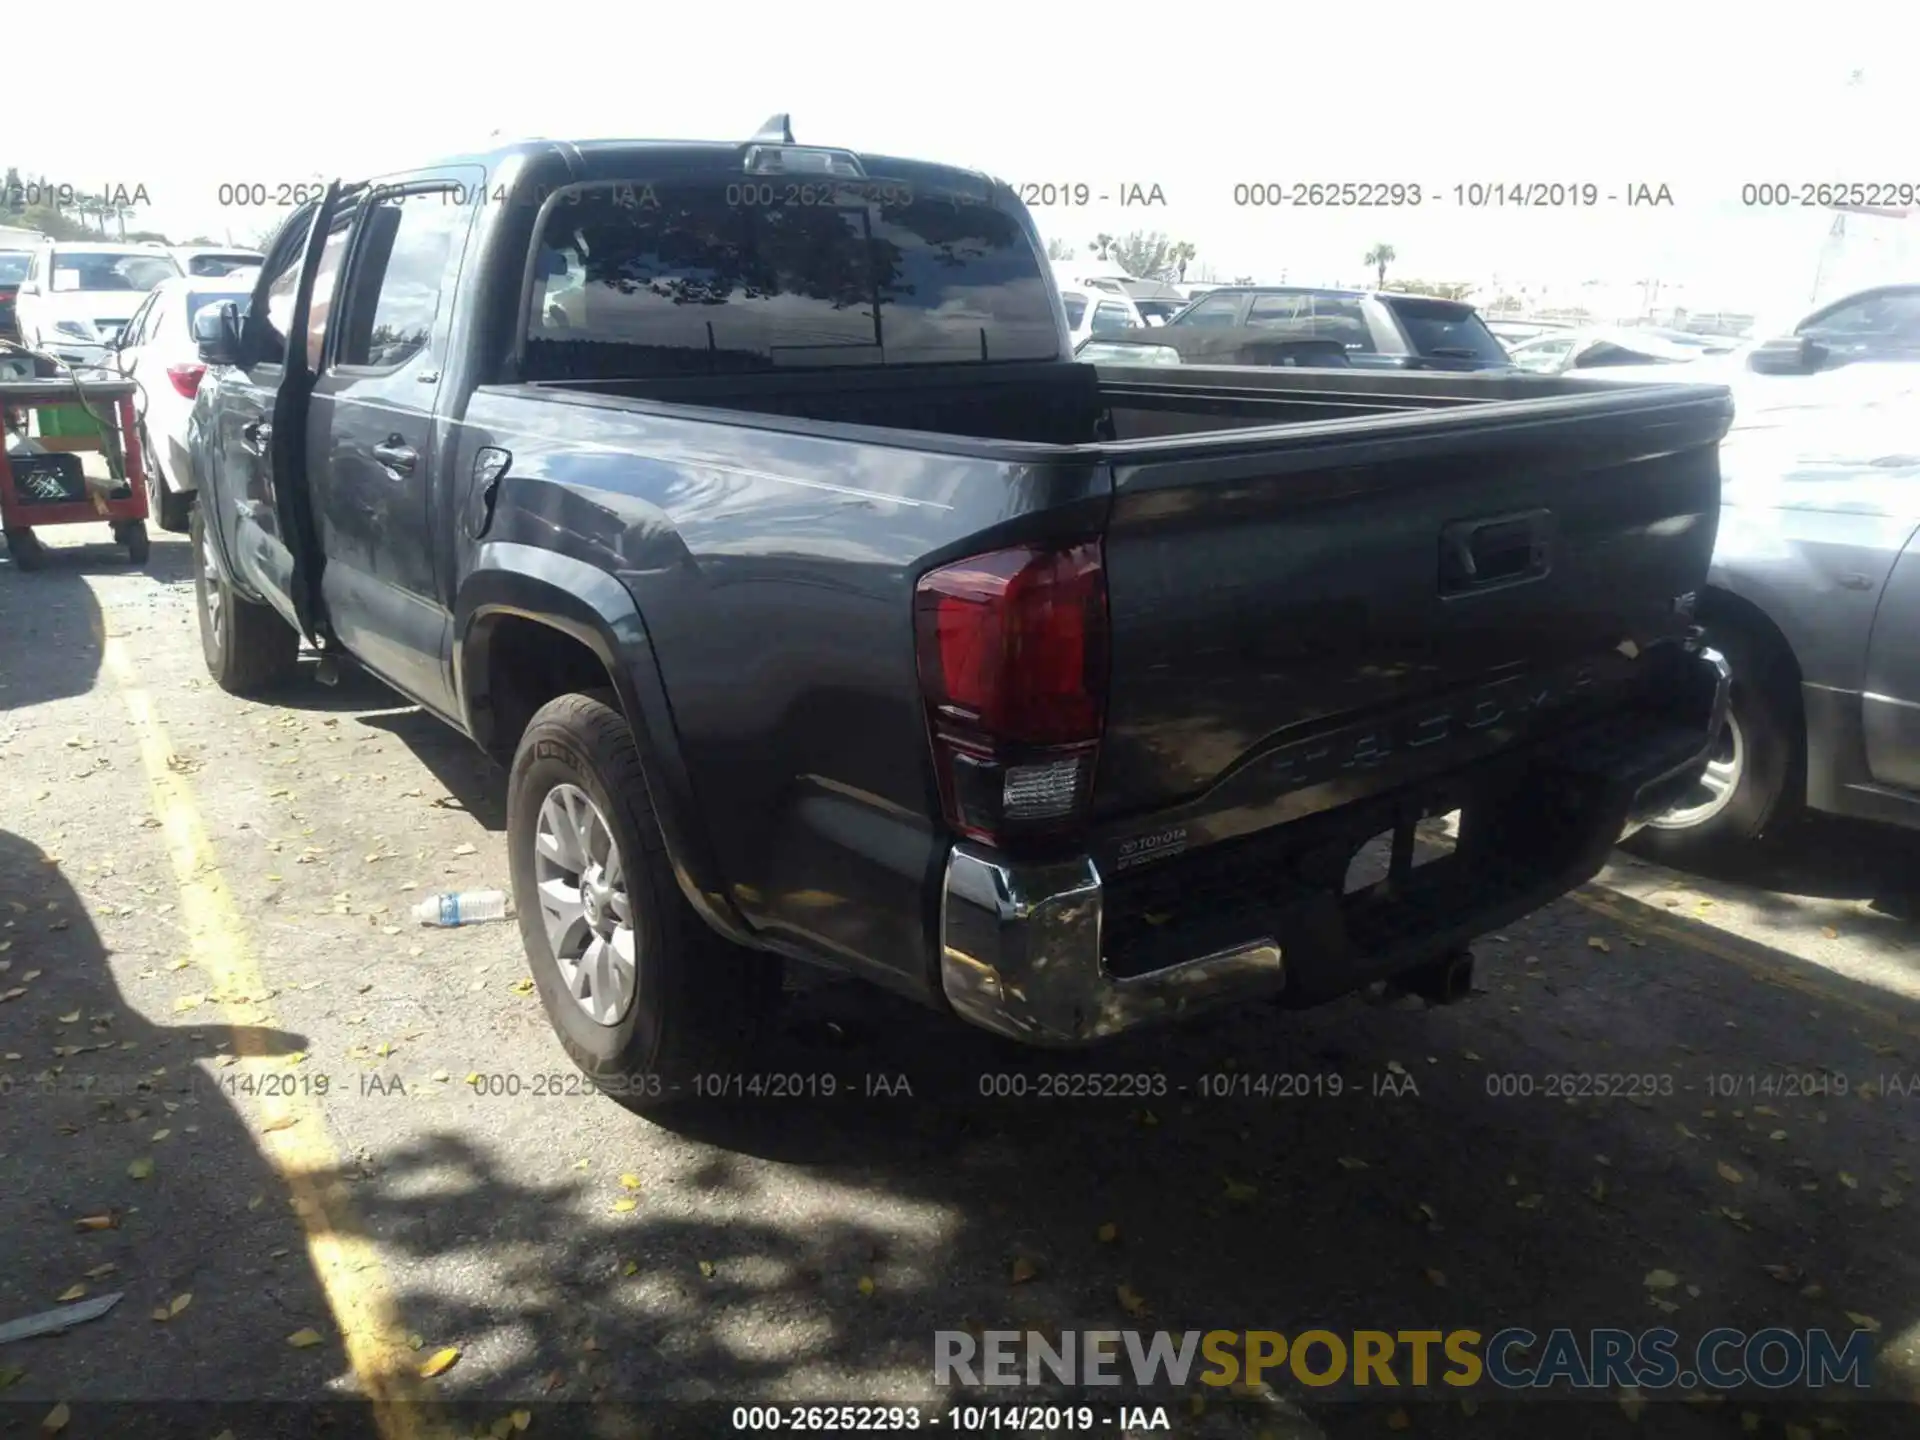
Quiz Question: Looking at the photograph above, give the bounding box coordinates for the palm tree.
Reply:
[1364,243,1397,288]
[1166,240,1197,283]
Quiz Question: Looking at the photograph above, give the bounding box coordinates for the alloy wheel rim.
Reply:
[534,783,637,1025]
[199,528,223,645]
[1650,711,1745,830]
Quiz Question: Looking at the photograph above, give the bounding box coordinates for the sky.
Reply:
[14,0,1917,315]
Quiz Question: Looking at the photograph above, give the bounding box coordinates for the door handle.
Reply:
[1439,509,1554,596]
[241,419,272,453]
[372,437,417,475]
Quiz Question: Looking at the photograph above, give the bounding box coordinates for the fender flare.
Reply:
[454,543,754,947]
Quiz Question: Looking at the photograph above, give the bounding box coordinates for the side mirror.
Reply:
[18,281,38,295]
[192,302,244,366]
[1748,333,1829,375]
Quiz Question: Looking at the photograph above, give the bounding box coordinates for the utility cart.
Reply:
[0,372,151,570]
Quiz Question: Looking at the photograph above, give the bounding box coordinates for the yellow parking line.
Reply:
[101,632,445,1440]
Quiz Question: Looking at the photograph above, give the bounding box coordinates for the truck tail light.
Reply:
[913,540,1108,848]
[166,364,207,398]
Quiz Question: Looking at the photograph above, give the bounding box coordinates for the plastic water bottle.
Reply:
[413,890,510,927]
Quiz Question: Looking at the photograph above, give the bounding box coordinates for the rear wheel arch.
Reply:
[454,554,752,946]
[1696,585,1807,747]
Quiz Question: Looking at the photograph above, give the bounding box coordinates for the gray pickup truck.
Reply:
[186,117,1731,1109]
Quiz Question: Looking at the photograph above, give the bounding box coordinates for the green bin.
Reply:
[36,403,106,440]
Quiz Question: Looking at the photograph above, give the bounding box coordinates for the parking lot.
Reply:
[4,526,1920,1439]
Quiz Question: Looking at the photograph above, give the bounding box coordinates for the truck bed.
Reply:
[463,363,1731,997]
[510,357,1688,446]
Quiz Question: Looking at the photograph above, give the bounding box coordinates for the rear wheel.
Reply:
[190,503,298,694]
[115,519,150,565]
[507,690,783,1113]
[1626,619,1801,865]
[142,424,192,533]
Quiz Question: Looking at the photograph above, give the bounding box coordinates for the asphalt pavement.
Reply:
[3,524,1920,1440]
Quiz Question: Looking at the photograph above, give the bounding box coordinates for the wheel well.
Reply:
[469,615,620,766]
[1697,586,1803,693]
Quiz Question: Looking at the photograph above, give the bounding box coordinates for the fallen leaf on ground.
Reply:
[1425,1269,1447,1288]
[42,1401,70,1433]
[1117,1284,1150,1317]
[1644,1269,1679,1290]
[611,1198,637,1214]
[56,1010,79,1024]
[1336,1156,1368,1171]
[168,1293,191,1317]
[261,1115,299,1134]
[74,1214,116,1232]
[287,1328,324,1348]
[1716,1162,1744,1184]
[697,1260,716,1279]
[1223,1178,1258,1203]
[858,1276,876,1296]
[1387,1410,1411,1432]
[1821,927,1839,939]
[1009,1257,1038,1284]
[1845,1312,1881,1333]
[1096,1222,1118,1243]
[1515,1193,1544,1209]
[127,1158,154,1180]
[84,1264,115,1279]
[56,1285,85,1302]
[419,1347,460,1378]
[1587,936,1611,952]
[1839,1172,1858,1189]
[619,1173,642,1191]
[452,843,477,857]
[1618,1389,1646,1421]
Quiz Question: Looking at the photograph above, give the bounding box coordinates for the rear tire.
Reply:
[4,527,46,571]
[143,424,192,534]
[191,503,298,694]
[507,690,783,1114]
[1626,619,1801,866]
[116,519,150,565]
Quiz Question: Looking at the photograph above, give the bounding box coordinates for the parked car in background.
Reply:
[1486,318,1576,347]
[0,249,27,342]
[1132,297,1185,325]
[13,242,181,365]
[1631,360,1920,862]
[1505,327,1712,376]
[1746,283,1920,375]
[1062,289,1149,346]
[101,273,256,531]
[1137,286,1515,372]
[171,246,266,278]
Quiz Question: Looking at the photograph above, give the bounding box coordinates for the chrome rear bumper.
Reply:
[940,847,1283,1045]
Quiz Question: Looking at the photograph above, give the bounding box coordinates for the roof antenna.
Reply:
[752,113,794,144]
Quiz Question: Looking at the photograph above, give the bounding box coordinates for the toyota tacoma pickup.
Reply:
[185,117,1732,1108]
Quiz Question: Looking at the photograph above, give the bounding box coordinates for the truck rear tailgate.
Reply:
[1092,385,1732,825]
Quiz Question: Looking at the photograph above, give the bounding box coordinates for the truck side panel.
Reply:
[454,387,1111,996]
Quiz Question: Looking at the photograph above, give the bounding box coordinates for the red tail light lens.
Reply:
[166,364,206,399]
[914,541,1108,847]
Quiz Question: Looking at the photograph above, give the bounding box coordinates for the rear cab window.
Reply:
[520,164,1060,380]
[1380,296,1508,363]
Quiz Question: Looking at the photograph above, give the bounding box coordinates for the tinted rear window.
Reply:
[1383,297,1507,362]
[523,178,1060,379]
[1061,295,1088,328]
[0,252,27,284]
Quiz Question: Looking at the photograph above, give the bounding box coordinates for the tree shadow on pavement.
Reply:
[0,828,347,1407]
[308,885,1920,1440]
